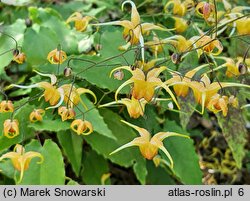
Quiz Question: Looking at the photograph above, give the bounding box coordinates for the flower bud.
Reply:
[64,67,72,77]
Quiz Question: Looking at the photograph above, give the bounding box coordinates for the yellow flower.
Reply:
[47,48,67,64]
[188,74,250,113]
[173,17,188,33]
[3,119,19,138]
[58,106,76,121]
[11,71,64,109]
[66,12,93,32]
[0,144,43,183]
[61,84,97,109]
[13,51,26,64]
[165,64,209,97]
[110,120,189,168]
[110,66,180,109]
[194,35,223,57]
[236,17,250,35]
[70,119,93,135]
[99,97,147,119]
[95,1,167,45]
[135,58,164,72]
[206,94,229,116]
[163,35,192,53]
[196,2,215,21]
[29,109,45,122]
[164,0,187,16]
[0,100,14,113]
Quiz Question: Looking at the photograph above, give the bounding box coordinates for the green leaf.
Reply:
[81,150,110,184]
[133,156,147,185]
[0,19,26,78]
[216,107,247,169]
[0,98,34,151]
[28,119,71,132]
[163,120,202,184]
[146,161,175,184]
[28,7,78,54]
[85,108,148,184]
[22,26,59,66]
[57,130,83,177]
[20,139,65,184]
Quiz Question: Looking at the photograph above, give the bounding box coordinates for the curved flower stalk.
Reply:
[165,63,210,97]
[99,97,147,119]
[61,84,97,109]
[29,109,45,122]
[10,71,64,109]
[3,119,19,138]
[0,144,43,183]
[110,66,180,109]
[70,119,93,135]
[66,12,93,32]
[0,100,14,113]
[110,120,190,168]
[93,1,170,61]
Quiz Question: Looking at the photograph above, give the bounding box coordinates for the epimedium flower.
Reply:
[47,48,67,64]
[206,94,238,116]
[187,74,250,114]
[29,109,45,123]
[94,0,168,55]
[144,36,165,58]
[235,17,250,35]
[58,106,76,122]
[70,119,93,135]
[0,100,14,113]
[173,17,188,33]
[3,119,19,138]
[11,71,64,109]
[13,51,26,64]
[60,84,97,109]
[165,64,209,97]
[192,35,223,57]
[196,2,215,21]
[164,0,189,16]
[0,144,43,183]
[110,120,190,168]
[66,12,93,32]
[110,66,180,109]
[99,97,147,119]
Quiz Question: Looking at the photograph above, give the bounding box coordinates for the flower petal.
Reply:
[121,120,150,138]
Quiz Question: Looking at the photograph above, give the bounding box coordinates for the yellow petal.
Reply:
[121,120,150,138]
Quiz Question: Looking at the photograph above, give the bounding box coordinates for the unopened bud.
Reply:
[171,53,181,64]
[64,67,72,77]
[95,44,102,51]
[113,70,124,80]
[13,49,19,56]
[238,62,247,75]
[25,18,32,27]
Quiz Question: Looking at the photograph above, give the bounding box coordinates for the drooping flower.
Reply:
[0,144,43,183]
[173,17,188,33]
[60,84,97,109]
[13,51,26,64]
[66,12,93,32]
[0,100,14,113]
[3,119,19,138]
[110,120,189,168]
[99,97,147,119]
[70,119,93,135]
[164,0,187,16]
[47,48,67,64]
[196,2,215,21]
[58,106,76,121]
[236,17,250,35]
[193,35,223,57]
[29,109,45,122]
[206,94,229,116]
[110,66,180,109]
[144,36,165,58]
[11,71,64,109]
[162,35,192,53]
